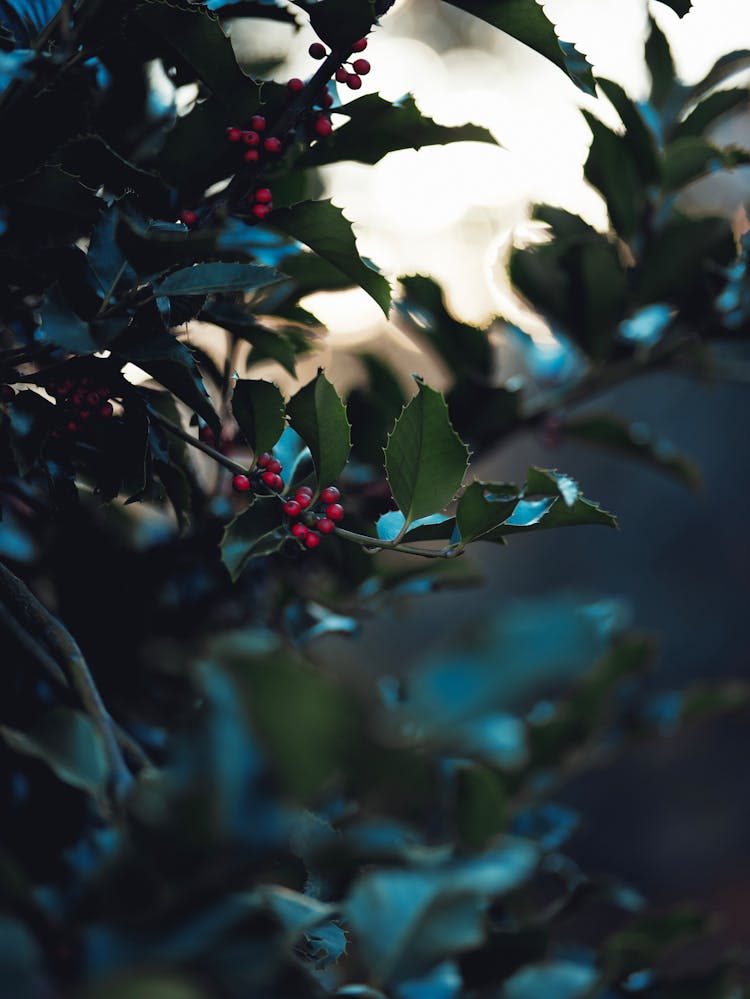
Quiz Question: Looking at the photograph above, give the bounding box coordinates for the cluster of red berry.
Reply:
[310,37,370,91]
[225,114,282,166]
[45,374,114,440]
[232,451,284,495]
[284,484,344,550]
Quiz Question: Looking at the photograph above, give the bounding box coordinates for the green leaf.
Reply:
[271,200,391,315]
[635,215,736,306]
[384,381,470,531]
[306,0,374,50]
[662,137,750,190]
[597,79,660,184]
[231,379,286,458]
[441,0,595,95]
[456,480,519,544]
[136,1,262,116]
[156,262,282,297]
[286,371,351,489]
[582,111,644,240]
[673,88,749,140]
[12,165,102,226]
[653,0,691,15]
[0,709,109,802]
[299,93,499,168]
[37,285,98,355]
[221,498,286,580]
[686,50,750,103]
[376,510,455,543]
[645,15,676,109]
[564,412,701,489]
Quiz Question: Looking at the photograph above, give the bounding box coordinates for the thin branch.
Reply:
[149,408,247,476]
[335,526,463,559]
[0,560,134,805]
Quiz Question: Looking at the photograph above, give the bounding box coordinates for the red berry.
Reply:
[244,148,260,164]
[284,500,302,517]
[232,474,252,493]
[243,130,259,146]
[296,484,313,495]
[317,517,335,534]
[267,458,283,474]
[252,204,269,220]
[296,495,311,510]
[66,420,78,433]
[320,486,340,504]
[326,503,344,521]
[304,531,321,549]
[78,409,91,421]
[85,391,100,407]
[292,523,308,539]
[264,137,282,154]
[352,58,370,75]
[309,42,326,59]
[335,67,348,83]
[262,470,283,490]
[250,115,267,132]
[180,210,197,226]
[254,187,273,204]
[315,116,332,137]
[347,74,362,90]
[287,77,305,93]
[99,402,113,418]
[72,390,86,406]
[226,126,242,142]
[321,90,334,107]
[257,453,272,468]
[352,38,368,52]
[1,385,15,401]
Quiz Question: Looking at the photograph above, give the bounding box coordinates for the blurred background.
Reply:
[223,0,750,947]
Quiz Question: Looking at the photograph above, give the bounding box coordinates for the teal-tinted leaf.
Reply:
[221,498,286,580]
[136,1,262,116]
[271,200,391,315]
[376,510,455,543]
[398,275,492,378]
[597,78,660,184]
[156,262,282,297]
[345,840,539,984]
[456,480,518,544]
[7,390,56,475]
[635,215,735,305]
[283,600,358,646]
[116,213,223,277]
[662,137,750,190]
[384,381,470,531]
[525,467,580,504]
[501,497,556,528]
[673,88,749,140]
[442,0,595,95]
[299,93,499,168]
[286,371,351,489]
[231,379,286,457]
[564,412,701,489]
[88,207,134,299]
[503,961,598,999]
[0,709,109,801]
[645,15,676,110]
[582,111,644,240]
[37,285,98,354]
[0,0,61,42]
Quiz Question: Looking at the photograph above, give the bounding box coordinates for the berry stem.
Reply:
[335,526,464,559]
[148,409,249,476]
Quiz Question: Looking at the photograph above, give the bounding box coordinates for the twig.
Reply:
[148,408,247,476]
[0,560,134,805]
[335,526,463,559]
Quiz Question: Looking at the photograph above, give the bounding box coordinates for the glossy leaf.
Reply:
[645,15,676,110]
[502,961,598,999]
[0,0,61,43]
[376,510,455,543]
[286,371,351,489]
[565,412,701,489]
[300,93,499,168]
[156,262,282,297]
[686,50,750,102]
[582,111,644,240]
[271,200,392,316]
[662,137,750,190]
[442,0,595,95]
[653,0,691,13]
[635,215,736,305]
[384,381,470,531]
[456,480,518,544]
[597,78,660,184]
[0,709,109,801]
[673,88,749,140]
[37,285,99,355]
[231,379,286,458]
[306,0,374,50]
[221,498,286,580]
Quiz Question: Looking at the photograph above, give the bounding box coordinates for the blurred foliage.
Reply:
[0,0,748,996]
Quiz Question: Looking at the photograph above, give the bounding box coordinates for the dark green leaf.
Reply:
[7,390,56,475]
[221,497,286,580]
[565,412,701,489]
[455,764,508,849]
[662,137,750,190]
[116,213,224,277]
[12,166,102,226]
[286,371,351,488]
[441,0,595,95]
[299,93,499,168]
[645,15,676,109]
[231,379,286,457]
[597,78,660,184]
[653,0,691,14]
[57,136,170,215]
[37,285,99,355]
[686,50,750,102]
[582,111,644,240]
[673,88,749,140]
[271,200,391,315]
[456,480,518,544]
[88,207,133,299]
[635,215,735,305]
[0,709,109,801]
[384,381,470,530]
[156,262,282,297]
[306,0,374,50]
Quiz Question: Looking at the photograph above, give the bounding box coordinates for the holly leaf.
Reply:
[645,15,676,110]
[456,480,519,544]
[299,93,499,168]
[376,510,455,543]
[673,89,749,141]
[653,0,691,15]
[597,79,660,185]
[271,200,391,316]
[384,381,470,531]
[221,497,286,580]
[582,111,644,240]
[564,412,701,489]
[441,0,595,95]
[231,379,287,458]
[494,469,617,537]
[662,138,750,190]
[306,0,374,50]
[286,371,351,489]
[37,286,103,355]
[156,262,283,297]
